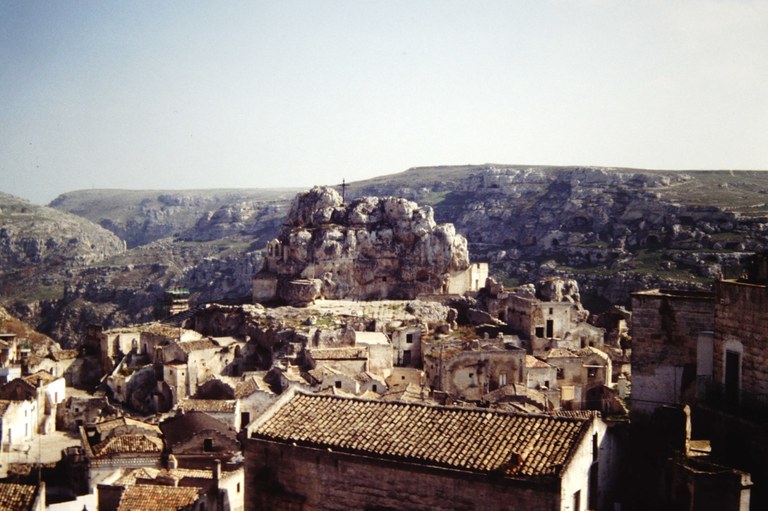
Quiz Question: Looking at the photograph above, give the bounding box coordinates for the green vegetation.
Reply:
[659,171,768,215]
[419,190,450,207]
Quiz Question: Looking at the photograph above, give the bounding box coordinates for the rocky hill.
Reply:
[254,186,474,304]
[345,166,768,310]
[50,188,299,248]
[3,165,768,345]
[0,192,126,303]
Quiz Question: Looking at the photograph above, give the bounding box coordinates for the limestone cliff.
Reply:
[255,186,476,304]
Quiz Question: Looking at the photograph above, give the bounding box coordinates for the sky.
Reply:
[1,0,767,205]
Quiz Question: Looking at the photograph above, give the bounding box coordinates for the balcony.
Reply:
[698,376,768,423]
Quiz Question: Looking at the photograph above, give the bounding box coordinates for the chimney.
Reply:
[168,454,178,470]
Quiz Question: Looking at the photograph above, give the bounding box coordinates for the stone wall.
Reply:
[714,280,768,397]
[630,289,714,415]
[245,439,560,511]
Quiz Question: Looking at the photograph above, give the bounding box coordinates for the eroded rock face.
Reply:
[259,186,472,302]
[537,278,581,303]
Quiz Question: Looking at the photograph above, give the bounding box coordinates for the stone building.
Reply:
[0,398,36,452]
[78,416,164,491]
[541,348,612,411]
[422,336,526,402]
[630,289,715,416]
[390,323,424,368]
[253,186,487,304]
[477,278,604,354]
[97,457,245,511]
[179,399,240,431]
[0,370,65,435]
[194,374,276,431]
[245,390,615,511]
[159,411,242,467]
[629,254,768,508]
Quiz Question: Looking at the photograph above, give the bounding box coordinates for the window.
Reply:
[535,327,544,338]
[587,367,597,378]
[237,483,241,493]
[557,368,564,380]
[406,333,414,344]
[372,384,377,392]
[725,349,741,402]
[204,438,213,452]
[573,490,581,511]
[592,433,598,462]
[499,373,507,386]
[544,380,550,388]
[335,381,342,389]
[549,307,553,315]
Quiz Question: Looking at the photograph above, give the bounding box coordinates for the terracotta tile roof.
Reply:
[115,467,213,485]
[308,347,367,360]
[526,355,552,368]
[0,483,37,511]
[179,339,220,353]
[181,398,236,413]
[234,377,261,398]
[252,392,590,478]
[381,383,429,404]
[553,410,601,419]
[541,348,580,359]
[49,348,78,361]
[22,369,59,386]
[92,416,161,436]
[92,434,163,457]
[117,484,201,511]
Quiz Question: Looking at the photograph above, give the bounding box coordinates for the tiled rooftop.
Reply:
[542,348,580,359]
[114,467,213,485]
[0,483,37,511]
[526,355,552,368]
[182,398,236,413]
[50,349,78,361]
[22,370,58,386]
[117,484,201,511]
[234,376,265,398]
[308,347,367,360]
[92,434,163,457]
[92,416,161,436]
[252,392,590,478]
[179,339,220,353]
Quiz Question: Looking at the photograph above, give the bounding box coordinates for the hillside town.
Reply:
[0,186,763,510]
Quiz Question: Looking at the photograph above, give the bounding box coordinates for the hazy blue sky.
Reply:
[2,1,767,205]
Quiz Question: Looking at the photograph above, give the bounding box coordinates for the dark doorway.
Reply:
[546,320,554,338]
[725,350,740,402]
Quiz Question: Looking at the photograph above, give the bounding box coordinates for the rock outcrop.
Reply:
[255,186,478,304]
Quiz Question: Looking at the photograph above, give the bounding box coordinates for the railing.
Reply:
[698,376,768,422]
